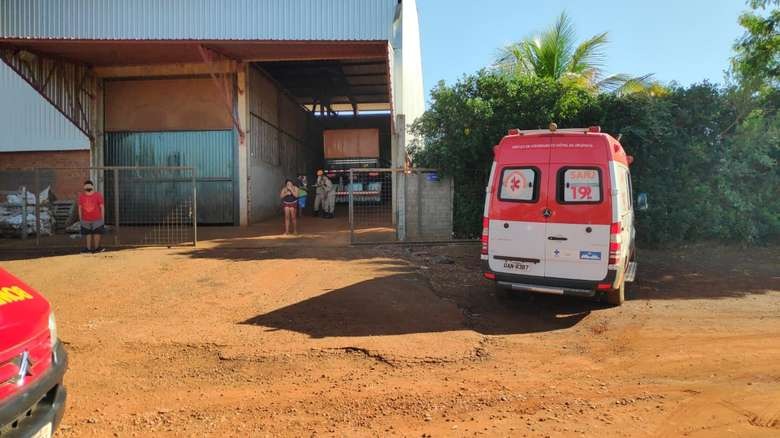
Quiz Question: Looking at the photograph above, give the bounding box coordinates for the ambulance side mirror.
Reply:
[636,193,649,211]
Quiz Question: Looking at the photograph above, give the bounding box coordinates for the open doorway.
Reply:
[248,58,395,241]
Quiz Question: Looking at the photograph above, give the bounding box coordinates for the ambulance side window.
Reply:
[625,169,633,210]
[498,167,539,202]
[558,167,602,203]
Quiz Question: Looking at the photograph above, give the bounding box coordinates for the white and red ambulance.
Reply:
[481,125,642,305]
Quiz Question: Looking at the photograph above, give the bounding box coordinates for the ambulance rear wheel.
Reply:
[606,282,625,306]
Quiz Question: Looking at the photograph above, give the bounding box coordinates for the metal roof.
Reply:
[0,0,397,41]
[0,40,388,66]
[258,59,390,111]
[0,62,88,152]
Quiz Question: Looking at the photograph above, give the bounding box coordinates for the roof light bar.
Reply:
[506,126,604,136]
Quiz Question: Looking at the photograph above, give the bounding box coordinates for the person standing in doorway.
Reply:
[78,180,105,253]
[297,175,308,217]
[280,179,298,235]
[324,176,336,219]
[314,170,332,218]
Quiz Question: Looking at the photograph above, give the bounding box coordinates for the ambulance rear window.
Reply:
[498,167,539,202]
[558,167,602,203]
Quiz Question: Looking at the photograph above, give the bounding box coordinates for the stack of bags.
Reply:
[0,187,55,237]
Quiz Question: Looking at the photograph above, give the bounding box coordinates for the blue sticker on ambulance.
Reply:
[579,251,602,261]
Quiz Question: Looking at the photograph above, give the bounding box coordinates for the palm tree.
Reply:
[495,12,664,96]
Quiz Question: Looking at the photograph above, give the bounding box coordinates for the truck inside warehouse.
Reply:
[323,127,387,206]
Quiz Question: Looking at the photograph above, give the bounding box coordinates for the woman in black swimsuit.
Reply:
[280,179,298,235]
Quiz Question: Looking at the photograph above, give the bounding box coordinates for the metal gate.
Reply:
[0,166,197,249]
[347,168,397,244]
[347,168,454,244]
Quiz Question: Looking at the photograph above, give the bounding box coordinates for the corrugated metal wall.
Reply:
[0,62,88,152]
[104,131,235,224]
[0,0,396,41]
[247,67,318,222]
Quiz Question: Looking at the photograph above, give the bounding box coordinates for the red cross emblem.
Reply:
[506,171,527,192]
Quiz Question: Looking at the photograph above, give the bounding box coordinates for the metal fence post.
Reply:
[20,186,27,240]
[417,171,424,239]
[34,169,40,246]
[348,169,354,244]
[192,168,198,247]
[113,168,120,246]
[397,170,406,242]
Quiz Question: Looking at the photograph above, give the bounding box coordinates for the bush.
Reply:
[410,74,597,238]
[410,72,779,246]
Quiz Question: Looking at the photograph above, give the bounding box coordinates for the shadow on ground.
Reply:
[229,242,780,339]
[185,245,411,264]
[242,271,595,337]
[0,246,141,261]
[630,245,780,300]
[419,243,779,302]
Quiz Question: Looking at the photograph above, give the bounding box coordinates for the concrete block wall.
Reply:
[404,171,453,240]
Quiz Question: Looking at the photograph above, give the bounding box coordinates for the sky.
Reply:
[416,0,748,102]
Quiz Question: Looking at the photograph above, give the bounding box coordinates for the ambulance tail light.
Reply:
[609,222,622,265]
[481,217,489,255]
[484,272,496,280]
[596,283,612,291]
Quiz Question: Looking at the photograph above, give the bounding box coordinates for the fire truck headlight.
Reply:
[48,311,59,350]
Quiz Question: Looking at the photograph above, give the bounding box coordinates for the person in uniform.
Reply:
[324,176,337,219]
[314,170,333,218]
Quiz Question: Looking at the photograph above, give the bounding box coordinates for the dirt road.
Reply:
[2,240,779,437]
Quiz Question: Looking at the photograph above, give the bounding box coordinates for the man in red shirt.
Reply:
[78,180,105,253]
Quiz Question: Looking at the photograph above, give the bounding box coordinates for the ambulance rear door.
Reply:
[544,135,611,281]
[488,136,551,278]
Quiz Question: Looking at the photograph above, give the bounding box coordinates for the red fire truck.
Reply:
[0,268,67,437]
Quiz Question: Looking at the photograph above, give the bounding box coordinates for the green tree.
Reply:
[494,12,663,96]
[412,71,780,245]
[411,73,598,237]
[733,0,780,86]
[718,110,780,242]
[411,6,779,245]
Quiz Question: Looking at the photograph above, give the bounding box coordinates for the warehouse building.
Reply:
[0,0,427,231]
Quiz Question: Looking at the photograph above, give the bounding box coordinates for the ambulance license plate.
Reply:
[31,422,52,438]
[503,261,530,272]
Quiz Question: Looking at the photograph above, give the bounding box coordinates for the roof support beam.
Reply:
[258,60,386,71]
[305,103,391,112]
[0,47,97,141]
[197,45,245,143]
[93,61,238,78]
